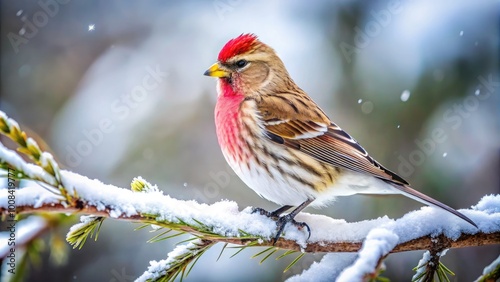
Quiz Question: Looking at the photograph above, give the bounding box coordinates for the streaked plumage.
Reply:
[205,34,477,241]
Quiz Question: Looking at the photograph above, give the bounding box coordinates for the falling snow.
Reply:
[400,90,411,102]
[361,101,374,114]
[16,10,23,16]
[475,89,480,96]
[397,125,400,129]
[88,24,95,31]
[459,30,464,36]
[358,99,362,104]
[443,152,447,157]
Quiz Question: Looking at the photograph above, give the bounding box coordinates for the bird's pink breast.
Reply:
[214,89,246,162]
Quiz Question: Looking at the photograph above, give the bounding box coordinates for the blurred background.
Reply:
[0,0,499,281]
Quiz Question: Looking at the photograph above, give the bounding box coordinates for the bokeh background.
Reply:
[1,0,499,281]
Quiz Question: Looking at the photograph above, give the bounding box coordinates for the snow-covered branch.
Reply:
[1,110,499,281]
[1,185,499,254]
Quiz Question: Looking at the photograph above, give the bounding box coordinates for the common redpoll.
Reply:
[204,34,477,242]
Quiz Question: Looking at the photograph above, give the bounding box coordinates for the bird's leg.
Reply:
[252,205,293,219]
[273,199,314,244]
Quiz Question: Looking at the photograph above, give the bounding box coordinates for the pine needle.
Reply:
[147,229,173,243]
[134,224,151,231]
[276,250,296,260]
[217,243,228,262]
[251,247,275,259]
[284,253,305,273]
[259,249,278,264]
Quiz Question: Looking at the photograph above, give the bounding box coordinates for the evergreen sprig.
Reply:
[412,250,455,282]
[0,111,73,203]
[142,239,216,282]
[66,216,105,249]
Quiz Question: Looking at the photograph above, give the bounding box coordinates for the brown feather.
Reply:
[255,93,408,186]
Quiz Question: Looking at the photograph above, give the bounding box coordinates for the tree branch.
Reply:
[4,201,499,254]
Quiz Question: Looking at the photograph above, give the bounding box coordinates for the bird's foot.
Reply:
[252,205,310,244]
[252,207,283,220]
[273,214,311,244]
[252,208,311,245]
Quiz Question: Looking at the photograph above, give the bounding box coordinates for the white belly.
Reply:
[222,145,400,208]
[222,145,317,207]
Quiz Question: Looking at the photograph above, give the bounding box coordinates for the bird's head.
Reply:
[204,34,289,96]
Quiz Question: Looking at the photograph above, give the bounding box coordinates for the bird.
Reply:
[203,33,477,243]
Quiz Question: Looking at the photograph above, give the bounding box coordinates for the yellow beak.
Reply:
[204,63,230,78]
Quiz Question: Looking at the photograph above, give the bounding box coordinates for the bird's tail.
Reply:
[388,183,477,228]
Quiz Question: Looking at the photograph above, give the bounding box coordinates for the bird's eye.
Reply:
[235,59,247,68]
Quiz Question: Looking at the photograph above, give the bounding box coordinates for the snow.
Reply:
[336,229,398,282]
[0,216,47,257]
[285,214,392,247]
[288,194,499,281]
[59,170,277,238]
[136,240,203,282]
[412,250,431,281]
[288,253,357,282]
[400,90,411,102]
[412,249,449,281]
[472,194,500,214]
[0,142,57,186]
[360,101,374,114]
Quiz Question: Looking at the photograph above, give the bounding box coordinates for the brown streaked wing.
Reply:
[255,94,409,186]
[293,124,409,185]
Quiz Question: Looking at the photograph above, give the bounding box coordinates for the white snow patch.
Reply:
[412,250,431,281]
[472,194,500,214]
[136,240,202,282]
[400,90,411,102]
[0,143,57,186]
[287,253,357,282]
[0,186,60,209]
[0,216,47,257]
[336,228,398,282]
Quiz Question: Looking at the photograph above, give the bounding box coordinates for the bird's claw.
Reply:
[272,214,311,244]
[252,207,311,245]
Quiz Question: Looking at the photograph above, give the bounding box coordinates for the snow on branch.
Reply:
[1,181,499,253]
[0,110,499,281]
